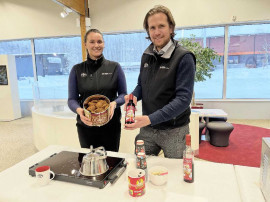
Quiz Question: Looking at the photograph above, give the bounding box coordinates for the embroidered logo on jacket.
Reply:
[102,73,112,75]
[144,63,149,68]
[81,73,87,77]
[160,66,169,70]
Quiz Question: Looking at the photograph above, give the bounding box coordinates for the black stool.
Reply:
[208,117,228,122]
[207,121,234,147]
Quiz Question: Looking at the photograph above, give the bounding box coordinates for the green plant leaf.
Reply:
[178,35,221,82]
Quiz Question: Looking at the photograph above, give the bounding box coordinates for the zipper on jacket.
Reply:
[95,71,98,91]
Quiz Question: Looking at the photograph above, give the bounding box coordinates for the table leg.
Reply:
[204,117,210,141]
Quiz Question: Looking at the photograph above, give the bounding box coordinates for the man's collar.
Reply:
[153,39,175,59]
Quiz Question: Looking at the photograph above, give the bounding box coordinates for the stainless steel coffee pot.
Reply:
[79,146,109,176]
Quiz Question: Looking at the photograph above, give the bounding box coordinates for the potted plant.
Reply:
[178,35,221,106]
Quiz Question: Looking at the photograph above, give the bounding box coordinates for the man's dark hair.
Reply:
[143,5,176,39]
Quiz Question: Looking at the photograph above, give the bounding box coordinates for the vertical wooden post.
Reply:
[80,15,87,61]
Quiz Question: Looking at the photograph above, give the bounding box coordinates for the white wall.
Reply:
[0,55,21,121]
[89,0,270,32]
[1,0,270,40]
[0,0,80,40]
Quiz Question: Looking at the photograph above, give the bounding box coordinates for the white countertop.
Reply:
[234,165,265,202]
[0,145,242,202]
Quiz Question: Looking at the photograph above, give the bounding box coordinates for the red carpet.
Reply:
[197,124,270,167]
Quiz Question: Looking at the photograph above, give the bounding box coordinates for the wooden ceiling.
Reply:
[52,0,89,16]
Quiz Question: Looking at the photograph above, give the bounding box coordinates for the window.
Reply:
[176,27,225,99]
[0,40,33,99]
[34,37,82,99]
[227,24,270,98]
[1,23,269,101]
[103,32,150,93]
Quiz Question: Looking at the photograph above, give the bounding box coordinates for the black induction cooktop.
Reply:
[29,151,126,189]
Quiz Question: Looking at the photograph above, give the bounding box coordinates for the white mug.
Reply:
[35,166,55,186]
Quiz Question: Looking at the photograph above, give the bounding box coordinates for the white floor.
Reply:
[0,117,38,172]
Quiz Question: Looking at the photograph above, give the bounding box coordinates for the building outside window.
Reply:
[227,24,270,98]
[34,37,82,99]
[175,27,225,99]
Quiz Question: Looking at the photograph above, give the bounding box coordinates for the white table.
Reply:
[0,145,241,202]
[234,165,265,202]
[191,109,228,118]
[191,109,228,140]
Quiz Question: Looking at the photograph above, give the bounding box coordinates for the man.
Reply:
[124,5,196,158]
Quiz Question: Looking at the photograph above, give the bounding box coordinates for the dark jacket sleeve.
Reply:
[67,66,80,114]
[114,64,127,107]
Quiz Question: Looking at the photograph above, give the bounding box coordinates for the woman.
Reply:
[68,29,127,152]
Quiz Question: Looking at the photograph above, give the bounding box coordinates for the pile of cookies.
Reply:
[85,99,109,113]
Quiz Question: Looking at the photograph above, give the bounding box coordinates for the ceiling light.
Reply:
[60,7,72,18]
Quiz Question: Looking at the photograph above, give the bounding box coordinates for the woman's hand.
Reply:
[76,108,93,126]
[109,101,117,120]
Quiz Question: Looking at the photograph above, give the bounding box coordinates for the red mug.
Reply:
[128,169,145,197]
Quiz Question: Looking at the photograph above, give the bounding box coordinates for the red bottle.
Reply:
[183,134,194,183]
[125,94,135,124]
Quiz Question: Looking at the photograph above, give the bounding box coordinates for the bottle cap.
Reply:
[136,140,144,145]
[137,152,146,157]
[129,94,133,100]
[186,134,191,146]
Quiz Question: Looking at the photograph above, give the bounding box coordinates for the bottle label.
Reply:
[135,145,145,154]
[136,155,147,169]
[183,158,193,181]
[126,106,135,123]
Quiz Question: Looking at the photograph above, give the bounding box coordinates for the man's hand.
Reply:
[124,94,137,111]
[124,115,151,130]
[109,101,117,120]
[76,107,93,126]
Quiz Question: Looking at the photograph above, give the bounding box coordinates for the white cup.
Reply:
[35,166,55,186]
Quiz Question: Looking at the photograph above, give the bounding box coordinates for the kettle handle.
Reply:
[95,146,107,157]
[89,145,94,152]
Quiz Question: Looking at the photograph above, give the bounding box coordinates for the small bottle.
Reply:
[135,140,145,154]
[183,134,194,183]
[125,94,135,124]
[136,152,147,169]
[136,152,148,181]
